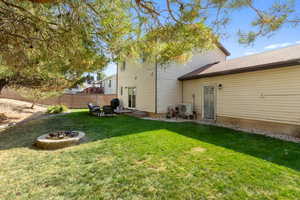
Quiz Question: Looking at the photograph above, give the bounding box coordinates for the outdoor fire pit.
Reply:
[35,131,85,150]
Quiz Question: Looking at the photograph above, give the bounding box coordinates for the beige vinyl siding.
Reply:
[117,60,156,112]
[182,65,300,125]
[157,48,226,113]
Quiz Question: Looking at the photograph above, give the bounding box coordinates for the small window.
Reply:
[120,86,123,96]
[109,80,112,88]
[139,57,146,64]
[139,53,146,63]
[121,61,126,71]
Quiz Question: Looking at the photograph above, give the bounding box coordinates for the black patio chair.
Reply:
[103,105,114,115]
[87,103,101,115]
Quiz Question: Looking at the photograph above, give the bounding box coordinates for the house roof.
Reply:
[178,44,300,81]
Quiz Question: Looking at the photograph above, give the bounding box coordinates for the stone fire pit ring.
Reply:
[36,131,85,150]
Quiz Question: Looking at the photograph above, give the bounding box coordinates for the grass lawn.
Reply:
[0,110,300,200]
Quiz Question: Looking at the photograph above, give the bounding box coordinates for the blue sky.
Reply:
[220,1,300,59]
[103,62,117,76]
[104,1,300,76]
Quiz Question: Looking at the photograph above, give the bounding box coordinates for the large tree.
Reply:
[0,0,299,91]
[0,0,108,92]
[133,0,300,44]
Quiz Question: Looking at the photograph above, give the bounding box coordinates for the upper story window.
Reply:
[120,61,126,72]
[139,53,146,63]
[139,57,146,64]
[120,86,123,96]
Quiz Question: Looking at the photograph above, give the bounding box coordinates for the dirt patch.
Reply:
[134,158,167,172]
[190,147,206,153]
[134,158,150,165]
[0,98,46,127]
[96,156,115,164]
[148,164,167,172]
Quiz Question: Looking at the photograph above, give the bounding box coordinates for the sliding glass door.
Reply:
[128,87,136,109]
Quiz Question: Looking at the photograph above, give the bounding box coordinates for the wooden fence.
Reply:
[0,89,116,109]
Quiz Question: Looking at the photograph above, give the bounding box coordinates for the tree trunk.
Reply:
[0,79,9,94]
[0,113,8,122]
[31,102,35,109]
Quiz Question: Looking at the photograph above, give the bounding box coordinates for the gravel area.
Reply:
[0,98,46,128]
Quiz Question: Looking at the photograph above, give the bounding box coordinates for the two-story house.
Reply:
[117,45,230,114]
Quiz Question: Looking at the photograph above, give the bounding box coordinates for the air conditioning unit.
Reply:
[177,103,193,117]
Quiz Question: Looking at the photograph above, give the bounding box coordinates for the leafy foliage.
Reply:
[16,87,61,109]
[96,71,106,81]
[0,0,299,92]
[46,104,68,114]
[0,0,108,92]
[133,0,299,45]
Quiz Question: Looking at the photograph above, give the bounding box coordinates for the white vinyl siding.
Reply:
[157,48,226,113]
[182,65,300,125]
[117,48,227,113]
[117,60,156,112]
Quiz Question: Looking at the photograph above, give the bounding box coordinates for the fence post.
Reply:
[96,94,98,106]
[71,94,74,109]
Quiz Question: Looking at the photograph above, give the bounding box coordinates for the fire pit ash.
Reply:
[47,131,79,140]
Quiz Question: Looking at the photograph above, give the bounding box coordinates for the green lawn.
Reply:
[0,110,300,200]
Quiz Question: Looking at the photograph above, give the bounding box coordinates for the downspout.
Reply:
[155,61,158,114]
[181,80,184,103]
[116,62,118,98]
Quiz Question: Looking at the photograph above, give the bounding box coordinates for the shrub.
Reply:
[46,105,68,114]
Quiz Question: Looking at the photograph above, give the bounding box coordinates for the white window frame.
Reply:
[127,87,136,109]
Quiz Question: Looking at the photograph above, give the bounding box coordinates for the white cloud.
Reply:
[280,42,292,47]
[296,41,300,44]
[244,51,257,56]
[264,44,279,49]
[264,42,292,50]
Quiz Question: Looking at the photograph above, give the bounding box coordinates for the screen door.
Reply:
[203,86,215,120]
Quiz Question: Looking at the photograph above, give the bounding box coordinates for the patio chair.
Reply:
[103,105,114,115]
[87,103,101,115]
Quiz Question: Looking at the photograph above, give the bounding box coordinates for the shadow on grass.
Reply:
[0,110,299,171]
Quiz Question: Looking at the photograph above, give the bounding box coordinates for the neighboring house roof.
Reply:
[103,74,116,81]
[179,44,300,81]
[94,80,102,84]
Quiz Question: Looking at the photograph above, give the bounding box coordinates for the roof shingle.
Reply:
[179,44,300,80]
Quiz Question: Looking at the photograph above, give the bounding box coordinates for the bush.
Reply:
[46,105,68,114]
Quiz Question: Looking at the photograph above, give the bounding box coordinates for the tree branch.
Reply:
[135,0,159,16]
[166,0,181,23]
